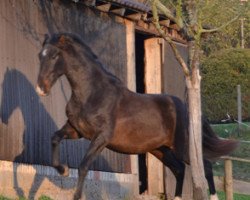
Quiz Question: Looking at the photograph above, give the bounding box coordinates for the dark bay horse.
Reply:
[36,33,238,200]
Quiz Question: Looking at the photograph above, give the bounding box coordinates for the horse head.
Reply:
[36,34,71,96]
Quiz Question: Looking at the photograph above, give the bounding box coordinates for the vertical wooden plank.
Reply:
[125,19,136,92]
[125,19,139,193]
[164,167,176,199]
[144,38,164,195]
[144,38,162,94]
[182,165,193,200]
[225,159,233,200]
[164,161,193,200]
[237,85,242,135]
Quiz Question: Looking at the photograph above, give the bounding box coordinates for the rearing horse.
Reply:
[36,33,238,200]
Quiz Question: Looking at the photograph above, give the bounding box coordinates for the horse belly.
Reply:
[109,118,174,154]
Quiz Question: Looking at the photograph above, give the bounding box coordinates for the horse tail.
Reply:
[202,118,239,160]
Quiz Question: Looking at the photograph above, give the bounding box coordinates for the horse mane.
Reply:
[44,33,98,59]
[43,33,122,84]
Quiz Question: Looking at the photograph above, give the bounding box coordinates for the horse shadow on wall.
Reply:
[0,69,121,200]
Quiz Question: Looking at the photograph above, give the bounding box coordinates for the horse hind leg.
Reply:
[150,146,185,200]
[204,159,219,200]
[51,121,79,176]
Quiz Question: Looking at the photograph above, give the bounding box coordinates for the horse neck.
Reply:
[64,54,106,100]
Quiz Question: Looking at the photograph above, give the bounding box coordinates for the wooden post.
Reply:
[144,38,164,195]
[125,19,140,194]
[224,159,233,200]
[125,19,136,92]
[237,85,242,136]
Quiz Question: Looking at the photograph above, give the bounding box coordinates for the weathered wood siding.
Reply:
[0,0,131,173]
[162,42,188,101]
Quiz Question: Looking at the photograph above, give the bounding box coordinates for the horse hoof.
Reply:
[56,165,69,177]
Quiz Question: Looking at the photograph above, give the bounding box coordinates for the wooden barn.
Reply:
[0,0,191,199]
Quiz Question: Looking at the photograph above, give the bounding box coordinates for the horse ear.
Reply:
[42,33,50,46]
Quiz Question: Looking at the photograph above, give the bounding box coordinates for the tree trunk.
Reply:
[186,71,208,200]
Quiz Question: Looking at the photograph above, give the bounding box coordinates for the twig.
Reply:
[151,0,190,77]
[201,15,240,33]
[149,0,184,29]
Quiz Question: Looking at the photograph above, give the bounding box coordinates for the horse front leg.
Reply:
[52,121,79,176]
[74,134,109,200]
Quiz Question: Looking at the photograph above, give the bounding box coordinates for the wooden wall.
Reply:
[0,0,131,173]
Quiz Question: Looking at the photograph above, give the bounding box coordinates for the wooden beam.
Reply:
[170,24,180,31]
[96,3,111,12]
[126,13,142,21]
[135,25,157,35]
[148,23,157,32]
[110,5,126,16]
[141,13,148,21]
[159,19,170,27]
[136,20,149,30]
[115,15,125,24]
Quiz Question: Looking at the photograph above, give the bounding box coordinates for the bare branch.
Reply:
[151,0,190,77]
[149,0,184,29]
[201,15,240,33]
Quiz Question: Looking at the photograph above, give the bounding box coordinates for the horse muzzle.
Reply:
[36,85,48,96]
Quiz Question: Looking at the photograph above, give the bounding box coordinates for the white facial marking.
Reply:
[173,197,182,200]
[36,85,46,96]
[42,49,48,56]
[210,194,219,200]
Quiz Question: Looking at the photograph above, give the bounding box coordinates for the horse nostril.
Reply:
[36,85,47,96]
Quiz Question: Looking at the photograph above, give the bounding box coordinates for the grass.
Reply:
[217,191,250,200]
[211,123,250,182]
[0,196,52,200]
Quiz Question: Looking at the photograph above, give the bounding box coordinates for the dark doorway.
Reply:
[135,32,152,94]
[135,31,152,194]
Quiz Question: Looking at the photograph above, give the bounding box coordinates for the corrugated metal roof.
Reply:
[109,0,151,12]
[77,0,151,13]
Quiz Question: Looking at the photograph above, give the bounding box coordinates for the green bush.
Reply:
[201,48,250,122]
